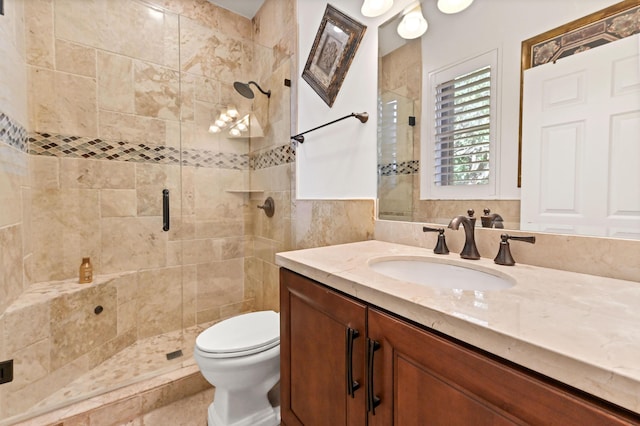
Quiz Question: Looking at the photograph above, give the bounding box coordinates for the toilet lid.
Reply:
[196,311,280,355]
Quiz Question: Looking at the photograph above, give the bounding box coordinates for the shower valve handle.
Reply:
[257,197,275,217]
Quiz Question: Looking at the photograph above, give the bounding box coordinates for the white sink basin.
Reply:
[368,257,514,291]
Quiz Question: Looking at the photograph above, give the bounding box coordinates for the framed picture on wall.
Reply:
[302,4,366,107]
[0,0,4,16]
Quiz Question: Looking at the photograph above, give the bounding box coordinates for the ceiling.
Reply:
[208,0,266,19]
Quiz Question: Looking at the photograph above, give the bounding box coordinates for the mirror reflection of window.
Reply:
[434,65,491,187]
[423,49,498,200]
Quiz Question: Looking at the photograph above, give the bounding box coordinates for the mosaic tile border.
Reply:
[29,132,250,170]
[2,113,295,170]
[378,160,419,176]
[250,143,296,170]
[0,112,28,153]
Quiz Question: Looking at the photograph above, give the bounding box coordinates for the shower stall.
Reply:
[0,0,293,423]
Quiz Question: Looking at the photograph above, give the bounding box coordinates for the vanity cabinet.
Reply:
[280,268,640,425]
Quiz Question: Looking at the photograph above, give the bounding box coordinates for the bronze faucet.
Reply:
[494,234,536,265]
[448,210,481,260]
[481,208,504,229]
[422,226,449,255]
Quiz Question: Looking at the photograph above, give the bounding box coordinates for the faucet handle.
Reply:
[467,209,475,218]
[422,227,449,255]
[494,234,536,266]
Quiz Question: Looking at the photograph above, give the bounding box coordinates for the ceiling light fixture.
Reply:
[437,0,474,14]
[361,0,394,18]
[397,3,428,40]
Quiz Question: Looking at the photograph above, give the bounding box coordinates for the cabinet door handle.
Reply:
[345,327,360,397]
[367,338,381,414]
[162,189,170,231]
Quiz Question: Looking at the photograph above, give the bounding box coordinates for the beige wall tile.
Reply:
[2,354,89,418]
[182,264,197,327]
[101,217,167,274]
[194,168,247,220]
[50,284,117,370]
[29,155,59,189]
[137,267,182,338]
[0,148,26,227]
[0,0,27,124]
[88,328,136,369]
[30,188,102,282]
[101,189,137,217]
[28,67,97,136]
[139,371,210,413]
[142,388,212,426]
[98,110,167,145]
[135,163,180,216]
[253,0,295,50]
[24,0,54,69]
[196,258,244,314]
[88,396,142,426]
[182,238,217,265]
[60,158,136,190]
[53,0,100,49]
[10,339,50,390]
[134,60,180,121]
[55,39,96,77]
[97,51,134,114]
[0,224,24,313]
[54,0,179,70]
[293,200,375,249]
[180,16,249,84]
[3,299,50,353]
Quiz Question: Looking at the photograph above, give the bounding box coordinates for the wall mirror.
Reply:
[376,0,640,239]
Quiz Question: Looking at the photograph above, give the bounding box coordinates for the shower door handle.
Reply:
[345,327,360,397]
[162,189,170,231]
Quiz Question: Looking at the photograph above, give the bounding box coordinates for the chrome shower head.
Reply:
[233,81,271,99]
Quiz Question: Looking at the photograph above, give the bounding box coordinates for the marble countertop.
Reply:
[275,240,640,413]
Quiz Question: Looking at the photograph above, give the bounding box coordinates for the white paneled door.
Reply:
[521,34,640,239]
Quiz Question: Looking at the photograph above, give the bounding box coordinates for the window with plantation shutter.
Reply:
[421,50,498,200]
[435,66,491,186]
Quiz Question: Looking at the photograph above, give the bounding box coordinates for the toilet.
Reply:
[194,310,281,426]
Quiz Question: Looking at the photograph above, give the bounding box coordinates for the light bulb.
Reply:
[227,106,239,118]
[215,119,226,127]
[397,5,428,39]
[437,0,473,14]
[237,122,248,131]
[229,128,241,137]
[220,113,233,122]
[361,0,393,17]
[208,125,220,133]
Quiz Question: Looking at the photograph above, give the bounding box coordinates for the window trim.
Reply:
[421,49,499,200]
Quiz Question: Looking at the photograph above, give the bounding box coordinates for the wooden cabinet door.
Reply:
[367,308,639,426]
[280,269,367,426]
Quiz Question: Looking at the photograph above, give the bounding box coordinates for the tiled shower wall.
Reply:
[24,0,263,328]
[0,0,29,328]
[0,0,375,420]
[0,0,263,419]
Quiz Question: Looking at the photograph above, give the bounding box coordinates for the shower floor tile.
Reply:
[28,322,210,417]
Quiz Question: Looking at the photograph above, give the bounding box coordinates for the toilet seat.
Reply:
[196,311,280,358]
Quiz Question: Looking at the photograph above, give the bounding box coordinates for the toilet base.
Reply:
[208,403,280,426]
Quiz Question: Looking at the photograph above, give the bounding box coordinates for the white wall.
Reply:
[296,0,414,199]
[296,0,620,200]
